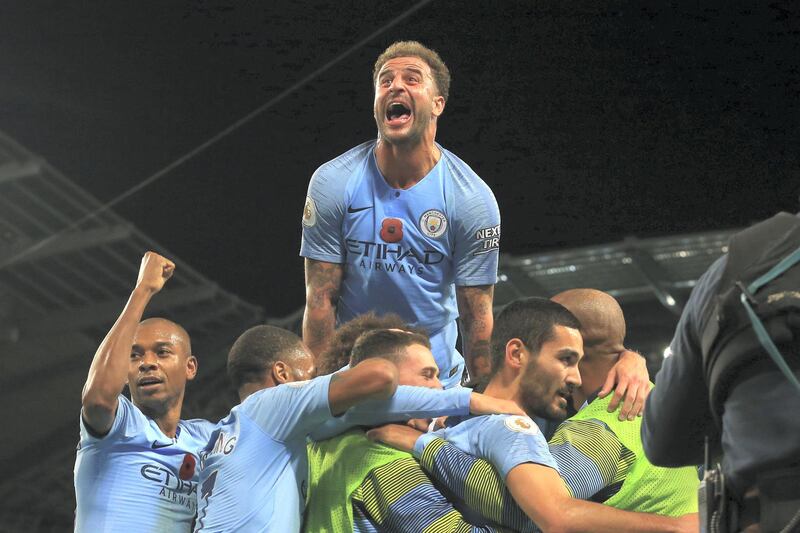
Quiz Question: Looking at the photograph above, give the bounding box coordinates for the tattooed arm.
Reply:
[456,285,495,380]
[303,258,344,360]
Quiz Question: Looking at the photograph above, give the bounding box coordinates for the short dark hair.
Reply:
[349,329,431,367]
[373,40,451,101]
[490,297,582,375]
[319,312,427,374]
[227,325,305,390]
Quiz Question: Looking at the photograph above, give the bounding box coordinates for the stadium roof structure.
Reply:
[0,131,264,531]
[494,229,736,358]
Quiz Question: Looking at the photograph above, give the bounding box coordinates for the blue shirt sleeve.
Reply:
[451,174,500,286]
[642,255,727,467]
[309,385,472,441]
[79,395,143,445]
[424,415,558,479]
[243,373,334,442]
[299,165,347,263]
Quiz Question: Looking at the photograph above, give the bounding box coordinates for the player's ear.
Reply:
[432,95,445,118]
[185,355,198,381]
[504,338,525,371]
[272,361,292,384]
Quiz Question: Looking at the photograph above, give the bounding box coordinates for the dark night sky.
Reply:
[1,1,798,316]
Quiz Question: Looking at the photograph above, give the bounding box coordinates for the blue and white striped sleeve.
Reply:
[548,418,631,500]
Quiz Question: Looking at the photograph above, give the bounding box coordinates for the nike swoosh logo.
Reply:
[152,441,173,449]
[347,205,373,214]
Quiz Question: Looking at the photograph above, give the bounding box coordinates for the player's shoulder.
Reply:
[313,140,375,180]
[439,146,493,192]
[481,414,544,437]
[116,394,147,425]
[239,379,318,412]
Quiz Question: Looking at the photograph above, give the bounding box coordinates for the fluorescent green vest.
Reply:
[305,428,410,533]
[570,389,699,516]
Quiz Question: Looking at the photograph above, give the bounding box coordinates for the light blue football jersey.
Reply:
[194,374,335,533]
[414,415,558,479]
[300,141,501,387]
[74,395,214,532]
[194,377,473,532]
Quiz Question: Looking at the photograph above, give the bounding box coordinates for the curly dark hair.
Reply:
[318,312,428,375]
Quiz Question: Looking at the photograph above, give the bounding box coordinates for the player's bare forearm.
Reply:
[557,500,694,533]
[302,258,343,359]
[82,252,174,433]
[328,358,399,415]
[506,464,693,533]
[456,284,494,379]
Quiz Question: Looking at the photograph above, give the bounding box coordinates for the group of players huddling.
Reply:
[74,41,701,532]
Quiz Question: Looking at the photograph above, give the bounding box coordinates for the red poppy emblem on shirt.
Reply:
[380,218,404,243]
[179,453,196,480]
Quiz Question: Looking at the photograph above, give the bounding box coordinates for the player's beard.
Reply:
[518,362,571,422]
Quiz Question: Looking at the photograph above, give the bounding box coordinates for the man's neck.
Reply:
[483,373,522,405]
[140,401,182,438]
[238,377,275,403]
[374,137,441,189]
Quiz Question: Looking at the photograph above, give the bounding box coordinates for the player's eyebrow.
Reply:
[582,337,603,348]
[421,366,439,378]
[131,341,176,351]
[556,348,580,360]
[379,65,426,79]
[154,341,176,349]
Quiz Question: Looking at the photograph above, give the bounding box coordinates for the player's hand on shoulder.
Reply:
[366,423,422,453]
[136,251,175,294]
[469,393,525,416]
[597,348,652,421]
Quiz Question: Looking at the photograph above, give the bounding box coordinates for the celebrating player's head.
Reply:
[350,328,441,389]
[319,311,426,375]
[489,297,583,420]
[129,317,197,418]
[372,40,449,146]
[551,288,627,408]
[373,41,451,101]
[227,325,316,400]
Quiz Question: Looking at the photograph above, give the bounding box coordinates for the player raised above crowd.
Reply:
[300,40,499,387]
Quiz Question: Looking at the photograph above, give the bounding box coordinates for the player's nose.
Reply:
[566,365,582,389]
[138,350,158,371]
[388,76,405,93]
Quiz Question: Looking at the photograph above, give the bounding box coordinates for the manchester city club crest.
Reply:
[419,209,447,238]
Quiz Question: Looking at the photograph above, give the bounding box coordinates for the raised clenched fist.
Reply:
[136,251,175,294]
